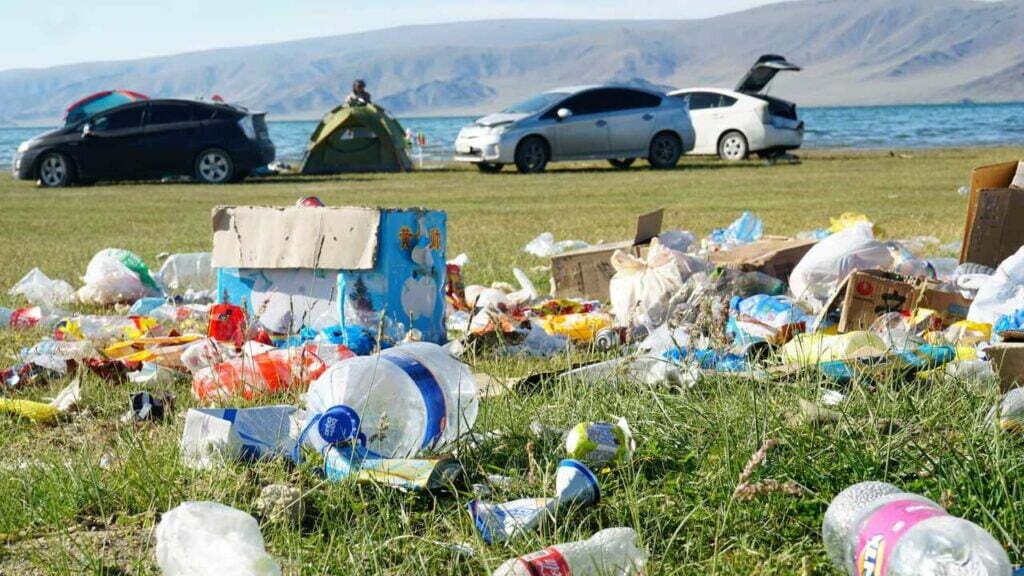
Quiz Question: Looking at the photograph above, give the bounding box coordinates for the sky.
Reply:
[0,0,781,71]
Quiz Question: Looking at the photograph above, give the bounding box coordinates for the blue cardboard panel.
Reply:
[217,268,340,333]
[339,209,447,344]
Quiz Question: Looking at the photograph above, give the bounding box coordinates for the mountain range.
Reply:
[1,0,1022,125]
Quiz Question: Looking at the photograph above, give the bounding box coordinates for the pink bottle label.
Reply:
[855,499,948,576]
[518,547,571,576]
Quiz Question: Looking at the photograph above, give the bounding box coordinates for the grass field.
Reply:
[1,149,1022,575]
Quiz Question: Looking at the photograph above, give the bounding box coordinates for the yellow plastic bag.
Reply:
[0,398,59,422]
[781,331,887,366]
[828,213,872,234]
[537,313,613,343]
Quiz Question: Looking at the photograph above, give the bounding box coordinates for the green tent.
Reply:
[300,104,413,174]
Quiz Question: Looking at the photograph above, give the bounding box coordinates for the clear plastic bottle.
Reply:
[492,527,646,576]
[822,481,1011,576]
[302,342,478,458]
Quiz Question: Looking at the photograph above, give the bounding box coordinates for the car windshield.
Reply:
[502,92,569,114]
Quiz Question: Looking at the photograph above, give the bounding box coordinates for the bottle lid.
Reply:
[318,405,360,444]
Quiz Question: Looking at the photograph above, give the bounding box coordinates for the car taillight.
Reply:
[238,115,256,140]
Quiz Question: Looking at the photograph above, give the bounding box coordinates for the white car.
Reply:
[669,55,804,161]
[454,85,695,173]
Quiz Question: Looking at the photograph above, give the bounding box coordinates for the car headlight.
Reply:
[17,140,31,153]
[487,124,510,136]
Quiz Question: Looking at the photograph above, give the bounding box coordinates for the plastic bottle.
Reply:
[192,344,327,401]
[492,527,646,576]
[302,342,478,458]
[822,481,1011,576]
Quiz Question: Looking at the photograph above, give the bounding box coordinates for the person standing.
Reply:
[345,80,372,107]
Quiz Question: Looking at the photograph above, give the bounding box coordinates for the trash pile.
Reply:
[4,159,1024,573]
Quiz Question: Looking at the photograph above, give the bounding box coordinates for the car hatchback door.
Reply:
[604,89,662,155]
[548,89,611,158]
[78,104,146,179]
[143,102,199,176]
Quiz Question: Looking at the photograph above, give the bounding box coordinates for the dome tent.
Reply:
[300,104,413,174]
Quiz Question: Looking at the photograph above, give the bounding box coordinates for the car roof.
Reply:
[544,84,663,96]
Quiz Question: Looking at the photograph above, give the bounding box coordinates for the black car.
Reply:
[13,99,275,187]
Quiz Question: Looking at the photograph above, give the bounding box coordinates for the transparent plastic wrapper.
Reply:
[77,248,157,306]
[492,527,646,576]
[789,222,894,311]
[8,268,74,308]
[301,342,478,458]
[523,232,588,258]
[968,245,1024,326]
[822,481,1011,576]
[180,406,301,469]
[159,252,215,295]
[155,501,281,576]
[610,238,685,327]
[565,418,635,465]
[19,339,97,373]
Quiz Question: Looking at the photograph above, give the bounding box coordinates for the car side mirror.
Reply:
[82,124,93,136]
[556,108,573,121]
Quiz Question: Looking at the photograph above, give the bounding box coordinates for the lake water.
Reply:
[2,102,1022,170]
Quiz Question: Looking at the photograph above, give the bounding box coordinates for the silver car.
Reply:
[454,85,695,173]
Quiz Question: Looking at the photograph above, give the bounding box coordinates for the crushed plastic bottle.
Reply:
[155,501,281,576]
[822,481,1011,576]
[180,406,302,469]
[492,527,647,576]
[301,342,478,458]
[191,344,327,401]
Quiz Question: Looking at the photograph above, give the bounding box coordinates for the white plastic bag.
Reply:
[158,252,214,295]
[788,222,894,311]
[155,501,281,576]
[610,238,685,327]
[523,232,588,258]
[77,250,148,305]
[8,268,74,308]
[967,246,1024,325]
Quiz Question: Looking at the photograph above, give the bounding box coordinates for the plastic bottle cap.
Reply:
[318,405,360,444]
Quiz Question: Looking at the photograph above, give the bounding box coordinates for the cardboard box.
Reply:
[817,269,972,333]
[550,209,663,301]
[708,236,817,281]
[960,161,1024,268]
[212,205,447,345]
[987,342,1024,393]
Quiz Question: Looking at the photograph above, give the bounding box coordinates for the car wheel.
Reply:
[514,137,549,174]
[476,162,504,174]
[195,148,234,184]
[609,158,636,169]
[648,132,682,169]
[718,131,749,162]
[37,152,75,188]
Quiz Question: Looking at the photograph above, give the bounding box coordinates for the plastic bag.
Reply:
[155,501,281,576]
[968,246,1024,326]
[610,238,685,327]
[77,248,155,306]
[780,331,887,366]
[658,230,697,253]
[828,212,872,234]
[523,232,588,258]
[709,212,763,247]
[8,268,74,308]
[788,222,894,311]
[159,252,215,295]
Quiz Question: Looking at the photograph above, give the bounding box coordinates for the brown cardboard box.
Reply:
[987,343,1024,393]
[960,161,1024,268]
[550,209,663,301]
[708,236,817,281]
[817,270,972,332]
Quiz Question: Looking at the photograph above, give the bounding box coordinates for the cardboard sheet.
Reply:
[960,161,1024,267]
[708,236,817,281]
[212,206,380,270]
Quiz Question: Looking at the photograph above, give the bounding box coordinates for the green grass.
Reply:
[0,149,1022,575]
